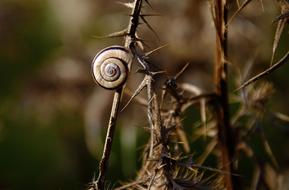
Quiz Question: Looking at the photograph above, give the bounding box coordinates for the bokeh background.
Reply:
[0,0,288,189]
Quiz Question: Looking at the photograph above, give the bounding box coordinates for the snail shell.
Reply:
[92,46,132,90]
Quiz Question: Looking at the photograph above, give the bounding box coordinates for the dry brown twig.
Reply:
[212,0,238,189]
[91,0,144,189]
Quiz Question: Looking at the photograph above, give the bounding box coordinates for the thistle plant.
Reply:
[88,0,289,189]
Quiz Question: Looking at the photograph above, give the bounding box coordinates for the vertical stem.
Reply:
[93,1,143,189]
[95,89,122,189]
[147,76,154,157]
[214,0,237,189]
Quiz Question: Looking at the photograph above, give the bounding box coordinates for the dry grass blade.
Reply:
[236,51,289,91]
[226,0,254,27]
[271,18,286,66]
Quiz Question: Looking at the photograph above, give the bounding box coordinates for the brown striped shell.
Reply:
[92,46,132,90]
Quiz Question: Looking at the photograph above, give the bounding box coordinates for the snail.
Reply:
[92,46,132,90]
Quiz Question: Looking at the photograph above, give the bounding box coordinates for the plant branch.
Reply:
[92,0,143,189]
[213,0,237,189]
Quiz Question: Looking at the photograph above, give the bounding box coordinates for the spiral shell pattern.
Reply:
[92,46,132,89]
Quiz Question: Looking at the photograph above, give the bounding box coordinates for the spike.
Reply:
[145,44,168,57]
[174,62,190,80]
[121,76,148,112]
[144,0,153,9]
[226,0,254,27]
[140,15,160,41]
[140,13,161,17]
[93,29,128,39]
[117,1,134,9]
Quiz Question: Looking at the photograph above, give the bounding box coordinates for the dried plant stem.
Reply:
[214,0,237,189]
[147,76,154,157]
[94,89,122,189]
[92,0,143,189]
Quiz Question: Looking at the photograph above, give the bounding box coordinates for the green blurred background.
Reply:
[0,0,288,189]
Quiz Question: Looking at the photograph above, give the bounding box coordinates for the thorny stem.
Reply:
[147,76,154,157]
[214,0,238,189]
[94,88,122,189]
[93,0,143,189]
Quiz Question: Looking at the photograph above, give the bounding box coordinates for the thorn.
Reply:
[128,14,161,17]
[151,70,166,76]
[136,69,166,76]
[174,62,190,80]
[93,29,128,39]
[144,0,153,9]
[140,15,160,41]
[140,13,162,17]
[121,77,148,112]
[145,44,168,57]
[135,33,150,49]
[226,0,253,27]
[136,68,150,74]
[116,1,134,9]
